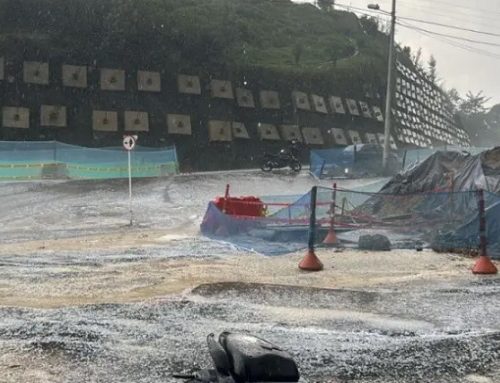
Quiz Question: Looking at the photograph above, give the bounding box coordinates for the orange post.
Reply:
[299,186,324,271]
[472,189,498,275]
[323,183,338,245]
[299,248,323,271]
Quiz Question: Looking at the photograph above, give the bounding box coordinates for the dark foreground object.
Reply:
[175,332,300,383]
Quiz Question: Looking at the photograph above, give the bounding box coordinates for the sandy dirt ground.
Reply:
[0,174,499,383]
[0,229,486,308]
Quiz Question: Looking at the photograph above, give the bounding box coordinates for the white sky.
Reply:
[294,0,500,106]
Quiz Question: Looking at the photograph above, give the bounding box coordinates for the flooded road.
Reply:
[0,172,499,383]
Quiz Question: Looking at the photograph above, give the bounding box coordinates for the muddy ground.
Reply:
[0,173,499,383]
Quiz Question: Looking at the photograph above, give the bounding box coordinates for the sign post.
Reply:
[123,135,137,226]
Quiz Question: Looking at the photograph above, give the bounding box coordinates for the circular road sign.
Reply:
[123,135,136,151]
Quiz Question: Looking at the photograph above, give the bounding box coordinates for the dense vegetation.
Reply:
[0,0,389,95]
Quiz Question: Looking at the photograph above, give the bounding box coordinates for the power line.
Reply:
[397,21,500,60]
[334,2,500,45]
[399,0,500,17]
[351,0,500,32]
[396,0,500,26]
[396,22,500,48]
[397,15,500,38]
[332,2,500,61]
[334,3,389,15]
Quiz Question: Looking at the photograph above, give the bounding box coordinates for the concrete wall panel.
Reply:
[62,65,87,88]
[92,111,118,132]
[167,114,192,135]
[2,107,29,129]
[41,105,67,127]
[24,61,49,85]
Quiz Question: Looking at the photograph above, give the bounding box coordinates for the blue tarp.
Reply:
[201,186,500,258]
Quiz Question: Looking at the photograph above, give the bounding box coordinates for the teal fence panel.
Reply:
[0,141,178,181]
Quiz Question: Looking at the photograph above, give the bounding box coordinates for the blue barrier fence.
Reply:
[310,146,489,179]
[0,141,178,180]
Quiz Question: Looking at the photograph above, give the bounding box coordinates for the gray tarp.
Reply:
[380,148,500,193]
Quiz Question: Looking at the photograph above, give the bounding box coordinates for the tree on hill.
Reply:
[317,0,335,11]
[412,47,423,72]
[359,16,379,35]
[428,55,437,83]
[446,88,461,113]
[454,90,497,146]
[460,91,490,115]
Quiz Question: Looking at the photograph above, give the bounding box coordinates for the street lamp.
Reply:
[369,0,396,172]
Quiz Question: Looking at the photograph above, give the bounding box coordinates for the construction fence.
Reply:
[201,185,500,258]
[0,141,178,181]
[310,146,489,179]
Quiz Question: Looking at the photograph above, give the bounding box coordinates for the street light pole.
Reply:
[382,0,396,171]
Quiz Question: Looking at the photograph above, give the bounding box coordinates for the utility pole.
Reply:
[382,0,396,171]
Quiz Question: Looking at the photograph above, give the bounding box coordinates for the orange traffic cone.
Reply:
[323,227,337,245]
[472,189,497,275]
[299,249,324,271]
[472,255,498,275]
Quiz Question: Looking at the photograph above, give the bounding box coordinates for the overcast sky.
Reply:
[294,0,500,107]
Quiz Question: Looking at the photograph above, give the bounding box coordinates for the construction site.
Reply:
[2,0,500,381]
[1,146,500,383]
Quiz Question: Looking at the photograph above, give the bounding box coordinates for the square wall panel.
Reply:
[24,61,49,85]
[62,65,87,88]
[210,79,234,99]
[208,120,232,142]
[329,96,346,114]
[100,68,125,91]
[331,128,348,145]
[280,125,302,142]
[302,127,324,145]
[124,111,149,132]
[257,123,280,140]
[2,107,29,129]
[167,114,192,135]
[178,74,201,95]
[236,88,255,108]
[41,105,67,127]
[259,90,280,109]
[346,99,360,116]
[359,101,372,118]
[365,133,378,145]
[92,111,118,132]
[372,107,384,122]
[232,122,250,139]
[137,70,161,92]
[292,91,311,111]
[348,130,362,145]
[311,94,328,114]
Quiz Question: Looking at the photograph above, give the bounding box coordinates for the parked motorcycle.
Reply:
[173,332,300,383]
[260,150,302,173]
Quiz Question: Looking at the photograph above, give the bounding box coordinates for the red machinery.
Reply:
[214,184,266,217]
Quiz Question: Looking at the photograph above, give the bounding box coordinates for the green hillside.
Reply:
[0,0,389,93]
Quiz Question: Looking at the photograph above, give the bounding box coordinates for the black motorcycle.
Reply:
[174,332,300,383]
[261,150,302,173]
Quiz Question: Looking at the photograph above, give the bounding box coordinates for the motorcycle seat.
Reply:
[207,332,300,383]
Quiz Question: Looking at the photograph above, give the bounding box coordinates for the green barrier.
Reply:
[0,162,64,180]
[0,141,179,181]
[0,142,179,181]
[65,162,177,179]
